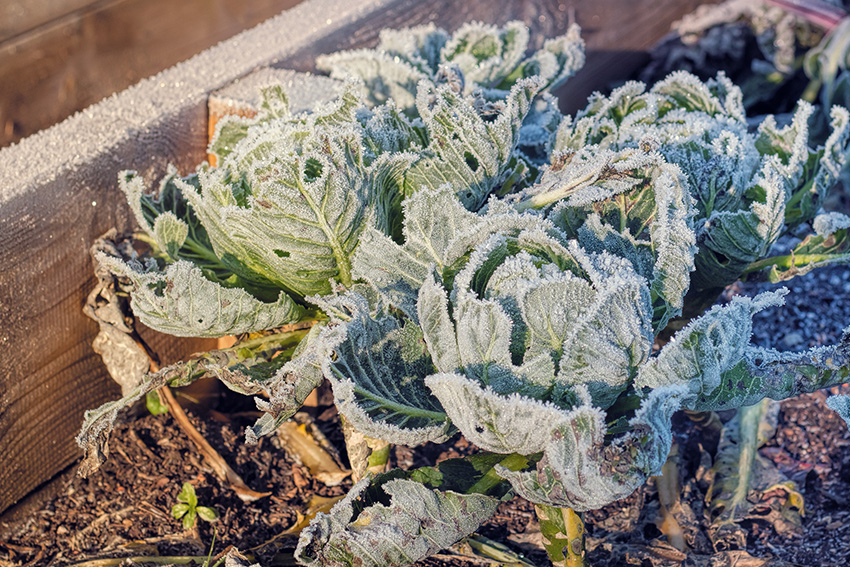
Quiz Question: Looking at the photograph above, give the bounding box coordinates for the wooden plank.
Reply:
[0,0,305,147]
[0,0,96,43]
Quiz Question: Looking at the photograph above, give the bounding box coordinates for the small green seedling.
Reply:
[171,482,218,530]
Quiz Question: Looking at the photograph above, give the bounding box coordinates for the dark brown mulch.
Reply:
[2,386,849,567]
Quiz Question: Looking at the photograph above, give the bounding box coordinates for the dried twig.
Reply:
[157,385,270,502]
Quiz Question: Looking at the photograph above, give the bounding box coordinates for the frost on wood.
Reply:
[316,20,585,109]
[554,70,850,291]
[296,477,500,567]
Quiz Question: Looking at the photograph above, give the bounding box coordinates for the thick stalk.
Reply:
[340,415,391,482]
[535,504,586,567]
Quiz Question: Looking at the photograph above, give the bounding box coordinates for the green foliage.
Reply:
[171,482,218,531]
[549,71,850,293]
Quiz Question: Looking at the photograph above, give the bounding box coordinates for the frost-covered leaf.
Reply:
[440,21,529,88]
[78,326,310,475]
[513,147,695,330]
[296,476,501,567]
[684,329,850,412]
[353,185,482,318]
[248,322,330,442]
[209,84,292,162]
[826,395,850,430]
[556,250,654,407]
[417,273,460,373]
[500,23,585,93]
[321,294,452,446]
[152,212,188,261]
[755,212,850,282]
[316,23,444,108]
[555,70,850,293]
[496,385,686,511]
[636,291,785,395]
[185,122,370,297]
[119,169,234,283]
[316,21,584,112]
[97,254,302,337]
[426,373,567,454]
[405,78,542,210]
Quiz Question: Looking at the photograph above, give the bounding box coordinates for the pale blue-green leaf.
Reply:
[556,249,654,408]
[352,185,478,317]
[97,254,302,337]
[296,477,500,567]
[453,293,516,390]
[316,49,428,108]
[405,78,542,210]
[520,274,594,364]
[513,23,585,92]
[441,21,529,88]
[637,291,786,394]
[324,303,451,446]
[152,212,188,261]
[248,322,329,443]
[426,373,566,455]
[417,272,460,373]
[497,384,685,511]
[375,22,448,73]
[183,122,370,296]
[688,333,850,412]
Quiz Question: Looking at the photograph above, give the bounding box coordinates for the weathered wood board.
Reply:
[0,0,710,516]
[0,0,304,147]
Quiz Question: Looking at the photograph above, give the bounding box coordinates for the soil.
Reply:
[1,270,849,567]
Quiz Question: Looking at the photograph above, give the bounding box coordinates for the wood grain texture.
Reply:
[0,0,96,43]
[0,0,304,147]
[0,0,711,514]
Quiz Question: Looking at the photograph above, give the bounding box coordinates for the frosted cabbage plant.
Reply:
[77,19,850,567]
[540,71,850,301]
[316,20,584,109]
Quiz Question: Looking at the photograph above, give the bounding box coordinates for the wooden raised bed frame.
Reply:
[0,0,708,517]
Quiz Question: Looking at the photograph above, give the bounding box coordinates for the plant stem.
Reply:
[535,504,586,567]
[340,415,391,482]
[743,252,849,275]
